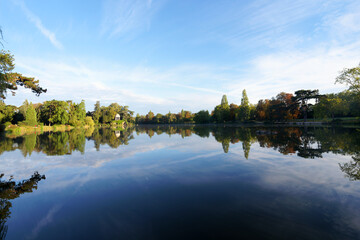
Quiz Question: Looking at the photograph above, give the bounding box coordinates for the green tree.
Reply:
[213,95,230,122]
[314,95,346,119]
[335,63,360,95]
[84,116,95,127]
[239,89,250,121]
[19,99,30,119]
[221,95,229,107]
[194,110,210,123]
[25,103,37,126]
[40,100,70,125]
[93,101,101,124]
[68,100,86,126]
[0,50,46,99]
[146,111,154,122]
[0,101,15,124]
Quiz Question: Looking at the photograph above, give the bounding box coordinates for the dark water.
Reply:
[1,126,360,239]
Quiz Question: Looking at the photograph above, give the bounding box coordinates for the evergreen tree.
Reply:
[221,95,229,107]
[239,89,250,121]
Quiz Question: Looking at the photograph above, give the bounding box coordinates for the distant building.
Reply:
[115,114,121,121]
[115,131,121,138]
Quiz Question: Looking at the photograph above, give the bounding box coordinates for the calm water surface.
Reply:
[1,126,360,239]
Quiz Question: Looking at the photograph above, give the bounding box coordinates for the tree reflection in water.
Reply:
[0,172,45,239]
[0,125,359,180]
[339,154,360,181]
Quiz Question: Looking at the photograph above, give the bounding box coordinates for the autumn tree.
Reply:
[292,89,320,121]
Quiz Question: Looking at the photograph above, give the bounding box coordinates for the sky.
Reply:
[0,0,360,114]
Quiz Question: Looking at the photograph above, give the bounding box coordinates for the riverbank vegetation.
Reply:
[1,62,359,131]
[136,63,360,124]
[135,88,360,125]
[0,99,135,134]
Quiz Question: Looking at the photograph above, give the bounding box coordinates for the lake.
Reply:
[1,125,360,239]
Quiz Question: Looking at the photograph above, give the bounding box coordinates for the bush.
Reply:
[85,116,95,127]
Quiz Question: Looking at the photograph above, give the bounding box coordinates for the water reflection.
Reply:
[339,154,360,181]
[0,126,360,179]
[1,126,360,239]
[0,172,45,239]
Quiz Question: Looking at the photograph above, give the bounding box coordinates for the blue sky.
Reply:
[1,0,360,114]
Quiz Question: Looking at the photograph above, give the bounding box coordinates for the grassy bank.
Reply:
[3,124,96,137]
[4,124,73,136]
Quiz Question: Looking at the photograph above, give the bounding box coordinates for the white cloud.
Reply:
[101,0,165,37]
[13,0,63,49]
[227,41,360,103]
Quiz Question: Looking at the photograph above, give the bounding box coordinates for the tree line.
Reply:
[135,88,360,124]
[1,35,359,127]
[0,99,137,129]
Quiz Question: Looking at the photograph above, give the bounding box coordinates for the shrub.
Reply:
[85,116,95,127]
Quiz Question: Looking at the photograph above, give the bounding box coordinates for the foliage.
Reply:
[221,95,229,106]
[0,172,45,238]
[85,116,95,127]
[335,63,360,95]
[93,101,101,124]
[68,100,86,126]
[25,103,37,126]
[0,50,46,99]
[39,100,70,125]
[239,89,250,121]
[194,110,210,123]
[213,95,230,123]
[292,89,320,121]
[0,101,15,124]
[89,102,134,124]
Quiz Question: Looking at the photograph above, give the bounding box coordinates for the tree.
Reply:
[25,103,37,126]
[40,100,70,125]
[84,116,95,127]
[221,95,229,107]
[19,99,30,118]
[239,89,250,121]
[292,89,320,121]
[0,101,15,124]
[68,100,86,126]
[146,111,154,122]
[335,63,360,95]
[0,172,45,239]
[194,110,210,123]
[213,95,230,123]
[0,50,46,99]
[93,101,101,124]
